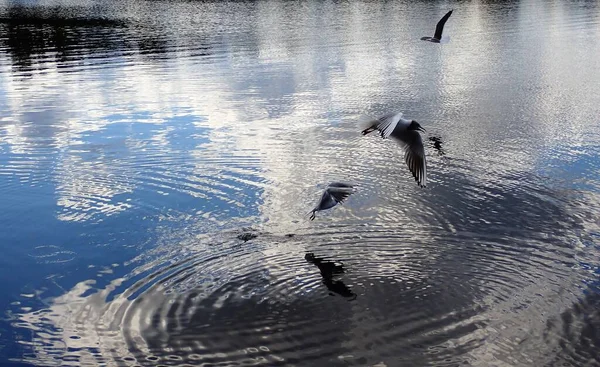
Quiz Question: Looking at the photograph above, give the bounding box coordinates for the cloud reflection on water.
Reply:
[2,0,600,366]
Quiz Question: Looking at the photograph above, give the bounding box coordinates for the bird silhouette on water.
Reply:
[421,9,453,43]
[361,112,427,187]
[309,182,354,220]
[429,136,445,156]
[305,252,356,300]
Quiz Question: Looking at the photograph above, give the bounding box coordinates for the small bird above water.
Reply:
[361,112,427,187]
[421,9,453,43]
[309,182,354,221]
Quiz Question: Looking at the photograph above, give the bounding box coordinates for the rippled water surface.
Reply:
[1,0,600,366]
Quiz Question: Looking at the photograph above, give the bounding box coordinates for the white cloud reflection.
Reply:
[1,0,598,224]
[3,0,600,365]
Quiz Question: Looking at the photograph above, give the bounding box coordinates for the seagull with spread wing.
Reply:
[361,112,427,187]
[421,9,453,43]
[309,183,354,221]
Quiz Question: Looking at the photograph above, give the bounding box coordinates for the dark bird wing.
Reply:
[434,10,453,40]
[309,184,354,220]
[326,186,354,203]
[328,182,353,189]
[398,130,427,187]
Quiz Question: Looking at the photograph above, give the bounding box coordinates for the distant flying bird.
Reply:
[361,112,427,187]
[421,10,453,43]
[309,183,354,220]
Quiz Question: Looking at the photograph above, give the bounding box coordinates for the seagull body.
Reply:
[309,182,354,220]
[421,10,453,43]
[361,112,427,187]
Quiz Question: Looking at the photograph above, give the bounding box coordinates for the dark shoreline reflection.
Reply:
[0,5,216,73]
[305,252,356,300]
[0,7,128,73]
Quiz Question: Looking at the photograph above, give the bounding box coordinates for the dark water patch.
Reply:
[0,4,226,74]
[10,221,600,366]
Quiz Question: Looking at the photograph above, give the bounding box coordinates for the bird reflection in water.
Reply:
[305,252,357,300]
[428,136,445,156]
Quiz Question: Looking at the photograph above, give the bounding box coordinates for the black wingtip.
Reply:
[361,126,376,135]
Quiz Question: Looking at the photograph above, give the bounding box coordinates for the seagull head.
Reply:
[408,120,426,133]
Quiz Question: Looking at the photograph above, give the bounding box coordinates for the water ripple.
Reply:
[2,1,600,366]
[11,222,599,366]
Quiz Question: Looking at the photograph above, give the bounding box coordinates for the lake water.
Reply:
[1,0,600,366]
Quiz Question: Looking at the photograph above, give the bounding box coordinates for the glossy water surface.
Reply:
[1,0,600,366]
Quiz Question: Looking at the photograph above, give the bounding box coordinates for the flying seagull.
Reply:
[309,183,354,220]
[421,9,453,43]
[361,112,427,187]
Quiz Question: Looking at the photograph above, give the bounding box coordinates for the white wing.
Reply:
[376,112,403,139]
